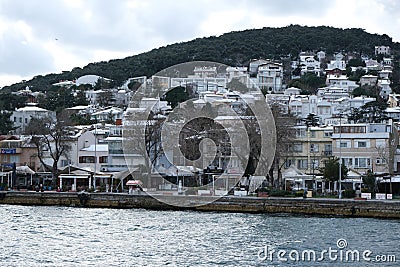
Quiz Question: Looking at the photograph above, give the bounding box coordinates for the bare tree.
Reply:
[25,115,71,185]
[268,103,297,189]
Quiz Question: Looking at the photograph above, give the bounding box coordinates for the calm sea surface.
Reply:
[0,204,398,266]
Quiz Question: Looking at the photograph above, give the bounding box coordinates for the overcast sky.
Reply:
[0,0,399,87]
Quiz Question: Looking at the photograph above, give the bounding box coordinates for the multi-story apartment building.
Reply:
[331,121,398,174]
[283,125,334,174]
[0,135,39,171]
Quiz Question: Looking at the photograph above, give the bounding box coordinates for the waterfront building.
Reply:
[331,120,398,175]
[283,125,333,174]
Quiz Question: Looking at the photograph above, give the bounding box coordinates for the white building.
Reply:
[326,53,346,70]
[300,56,321,76]
[364,59,381,72]
[325,75,358,92]
[91,107,124,123]
[249,59,270,75]
[360,75,378,86]
[257,62,283,92]
[378,79,392,99]
[226,67,248,81]
[375,46,391,56]
[332,121,397,174]
[317,86,349,101]
[12,103,56,134]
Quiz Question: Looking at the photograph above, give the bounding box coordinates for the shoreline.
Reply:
[1,191,400,219]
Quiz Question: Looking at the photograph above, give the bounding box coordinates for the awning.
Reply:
[16,165,35,175]
[126,180,143,186]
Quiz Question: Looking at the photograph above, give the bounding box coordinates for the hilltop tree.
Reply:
[288,73,326,94]
[348,101,388,123]
[4,25,397,93]
[0,93,28,111]
[163,86,189,108]
[302,113,320,127]
[37,86,75,113]
[0,111,15,134]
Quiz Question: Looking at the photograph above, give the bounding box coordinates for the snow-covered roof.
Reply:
[76,75,111,86]
[66,105,92,110]
[80,144,108,152]
[16,105,49,112]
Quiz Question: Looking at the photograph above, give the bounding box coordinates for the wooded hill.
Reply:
[3,24,400,92]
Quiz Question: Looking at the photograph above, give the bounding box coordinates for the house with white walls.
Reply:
[11,103,56,134]
[257,62,284,92]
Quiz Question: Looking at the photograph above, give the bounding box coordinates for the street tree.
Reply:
[24,115,71,186]
[320,157,348,192]
[362,170,377,194]
[268,103,297,189]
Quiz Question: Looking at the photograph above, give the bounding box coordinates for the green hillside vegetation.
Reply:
[3,25,399,93]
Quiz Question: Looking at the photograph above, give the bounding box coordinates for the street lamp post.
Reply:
[338,117,342,199]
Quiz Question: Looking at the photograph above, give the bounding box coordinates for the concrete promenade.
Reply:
[1,191,400,219]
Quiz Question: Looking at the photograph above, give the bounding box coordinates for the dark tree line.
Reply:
[3,25,399,93]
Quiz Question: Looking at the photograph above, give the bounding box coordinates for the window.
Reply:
[324,131,333,137]
[25,118,28,124]
[13,116,16,122]
[376,158,387,165]
[342,158,353,167]
[311,159,319,170]
[79,156,95,163]
[310,143,319,153]
[357,141,367,148]
[324,144,332,156]
[19,117,22,123]
[61,160,69,167]
[354,158,371,168]
[293,143,303,152]
[296,129,306,137]
[99,156,108,163]
[10,155,20,163]
[297,159,308,169]
[284,159,294,168]
[337,140,351,148]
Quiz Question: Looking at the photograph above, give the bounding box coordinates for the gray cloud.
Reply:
[0,24,55,76]
[0,0,399,86]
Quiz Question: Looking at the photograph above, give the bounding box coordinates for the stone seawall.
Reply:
[1,191,400,219]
